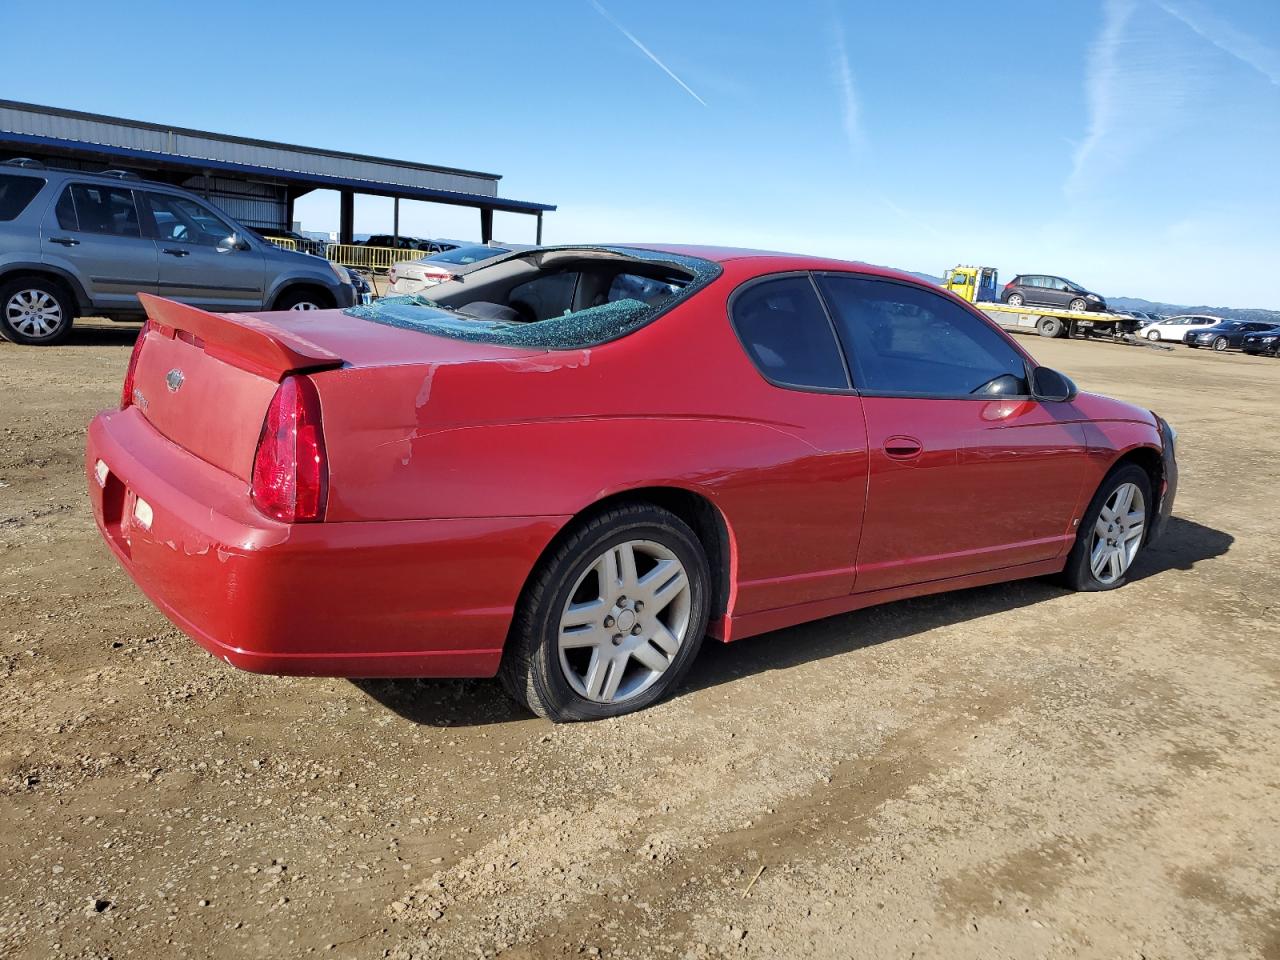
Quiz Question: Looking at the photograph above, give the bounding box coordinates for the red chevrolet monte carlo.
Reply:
[86,245,1178,721]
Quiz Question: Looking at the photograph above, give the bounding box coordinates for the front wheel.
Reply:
[1060,464,1152,591]
[500,504,711,721]
[273,287,332,311]
[1212,336,1229,352]
[1069,297,1088,312]
[1146,329,1161,341]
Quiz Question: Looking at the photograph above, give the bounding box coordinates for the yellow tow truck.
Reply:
[943,265,1138,339]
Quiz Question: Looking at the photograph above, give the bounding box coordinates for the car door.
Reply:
[40,182,158,312]
[815,273,1091,593]
[141,191,265,310]
[726,273,868,611]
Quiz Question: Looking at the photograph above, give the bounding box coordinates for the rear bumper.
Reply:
[86,409,566,678]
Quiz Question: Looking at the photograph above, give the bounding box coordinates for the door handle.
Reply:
[883,436,923,459]
[49,236,80,246]
[162,248,190,258]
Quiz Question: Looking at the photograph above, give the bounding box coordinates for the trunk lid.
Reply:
[128,295,541,481]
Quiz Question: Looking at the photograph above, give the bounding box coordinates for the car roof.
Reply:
[612,243,932,286]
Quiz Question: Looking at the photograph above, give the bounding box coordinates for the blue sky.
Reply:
[5,0,1278,306]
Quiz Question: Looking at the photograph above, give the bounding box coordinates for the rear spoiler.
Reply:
[137,294,343,381]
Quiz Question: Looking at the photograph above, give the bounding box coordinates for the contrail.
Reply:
[589,0,708,107]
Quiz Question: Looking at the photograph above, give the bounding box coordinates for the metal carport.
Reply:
[0,100,556,245]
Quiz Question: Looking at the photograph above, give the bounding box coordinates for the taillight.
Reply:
[120,321,151,409]
[250,376,328,523]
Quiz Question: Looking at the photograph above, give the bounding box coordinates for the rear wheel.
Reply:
[0,277,75,345]
[1037,316,1065,338]
[500,504,710,721]
[1060,464,1152,591]
[1006,293,1025,307]
[1212,336,1229,352]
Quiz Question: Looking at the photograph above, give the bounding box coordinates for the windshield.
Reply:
[345,246,720,349]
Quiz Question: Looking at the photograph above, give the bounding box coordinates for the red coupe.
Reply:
[86,245,1178,721]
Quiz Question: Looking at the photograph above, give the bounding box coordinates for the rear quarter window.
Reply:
[0,174,46,221]
[730,275,849,391]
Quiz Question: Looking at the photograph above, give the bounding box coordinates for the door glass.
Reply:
[730,276,849,390]
[818,275,1028,397]
[145,193,236,247]
[65,184,141,237]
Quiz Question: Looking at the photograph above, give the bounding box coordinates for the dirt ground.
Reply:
[2,319,1277,960]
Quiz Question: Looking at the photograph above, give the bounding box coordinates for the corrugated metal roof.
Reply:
[0,100,555,213]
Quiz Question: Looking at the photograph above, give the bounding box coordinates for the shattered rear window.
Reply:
[344,246,720,349]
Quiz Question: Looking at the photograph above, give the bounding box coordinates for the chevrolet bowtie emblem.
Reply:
[165,368,185,393]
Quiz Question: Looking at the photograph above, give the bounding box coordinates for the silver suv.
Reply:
[0,160,361,345]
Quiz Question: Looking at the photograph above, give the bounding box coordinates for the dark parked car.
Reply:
[1000,275,1107,312]
[1242,329,1280,356]
[1185,320,1280,351]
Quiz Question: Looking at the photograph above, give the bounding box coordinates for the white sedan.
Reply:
[387,244,524,296]
[1142,314,1225,343]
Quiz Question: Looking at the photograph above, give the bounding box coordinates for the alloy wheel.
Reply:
[1089,482,1145,585]
[1008,294,1024,306]
[1213,337,1229,352]
[289,301,321,311]
[5,289,64,339]
[1146,329,1160,341]
[557,539,692,704]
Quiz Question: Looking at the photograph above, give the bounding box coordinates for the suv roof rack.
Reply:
[100,169,141,180]
[3,157,46,169]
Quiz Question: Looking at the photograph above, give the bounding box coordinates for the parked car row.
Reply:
[1140,314,1280,354]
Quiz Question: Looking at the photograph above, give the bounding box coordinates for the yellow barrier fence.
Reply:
[326,243,422,273]
[261,236,298,252]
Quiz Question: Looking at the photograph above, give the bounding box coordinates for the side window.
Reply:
[0,174,45,221]
[66,184,141,237]
[145,193,236,247]
[817,275,1029,397]
[55,187,77,229]
[509,271,579,322]
[730,276,849,390]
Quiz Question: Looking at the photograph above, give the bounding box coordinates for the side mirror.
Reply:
[1032,366,1078,402]
[218,234,251,253]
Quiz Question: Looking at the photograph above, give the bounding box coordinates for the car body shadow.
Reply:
[65,322,143,346]
[355,516,1231,727]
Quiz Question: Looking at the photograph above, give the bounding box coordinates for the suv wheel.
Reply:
[273,287,332,311]
[0,278,75,345]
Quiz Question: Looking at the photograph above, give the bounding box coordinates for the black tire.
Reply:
[1037,316,1065,338]
[1212,336,1229,352]
[499,504,711,722]
[1069,297,1088,312]
[1059,464,1153,592]
[1006,293,1025,307]
[272,286,333,311]
[0,276,76,345]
